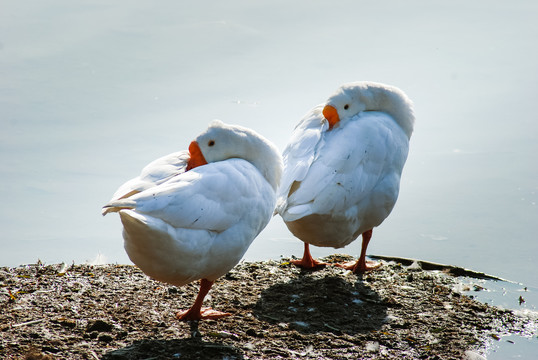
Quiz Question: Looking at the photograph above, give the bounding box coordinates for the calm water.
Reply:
[1,1,537,356]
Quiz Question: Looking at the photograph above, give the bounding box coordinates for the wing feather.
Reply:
[108,159,270,232]
[280,111,409,222]
[109,151,189,201]
[277,105,327,211]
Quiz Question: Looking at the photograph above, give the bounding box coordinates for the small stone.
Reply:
[41,345,60,354]
[86,320,113,333]
[115,331,128,340]
[462,350,487,360]
[24,350,55,360]
[58,318,77,329]
[365,341,380,353]
[246,328,258,337]
[98,334,114,343]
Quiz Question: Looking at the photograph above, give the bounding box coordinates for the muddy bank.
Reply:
[0,255,535,359]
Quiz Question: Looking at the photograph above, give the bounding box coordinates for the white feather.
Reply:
[103,121,282,286]
[277,82,414,249]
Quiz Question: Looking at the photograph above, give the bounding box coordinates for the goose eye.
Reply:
[208,140,215,147]
[344,104,349,110]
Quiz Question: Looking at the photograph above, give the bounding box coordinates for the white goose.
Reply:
[103,120,282,320]
[276,82,414,272]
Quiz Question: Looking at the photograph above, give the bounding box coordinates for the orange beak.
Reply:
[186,141,208,171]
[322,105,339,129]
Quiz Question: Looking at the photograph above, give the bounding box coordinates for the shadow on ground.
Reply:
[102,338,244,360]
[253,271,389,335]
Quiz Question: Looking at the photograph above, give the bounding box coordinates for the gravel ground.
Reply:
[1,255,535,359]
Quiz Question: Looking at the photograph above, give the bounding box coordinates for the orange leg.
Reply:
[335,229,381,273]
[176,279,231,321]
[291,243,328,269]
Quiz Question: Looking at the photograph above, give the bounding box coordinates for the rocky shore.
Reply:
[1,255,535,359]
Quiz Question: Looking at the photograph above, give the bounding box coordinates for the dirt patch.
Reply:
[0,255,534,359]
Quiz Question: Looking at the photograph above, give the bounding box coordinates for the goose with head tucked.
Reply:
[103,120,282,320]
[276,82,414,273]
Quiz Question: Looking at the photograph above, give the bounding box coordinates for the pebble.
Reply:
[365,341,380,353]
[462,350,487,360]
[246,328,258,337]
[87,319,113,333]
[98,334,114,343]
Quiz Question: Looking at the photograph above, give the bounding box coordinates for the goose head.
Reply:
[322,81,415,138]
[187,120,283,191]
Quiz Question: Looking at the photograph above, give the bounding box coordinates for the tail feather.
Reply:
[101,199,136,216]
